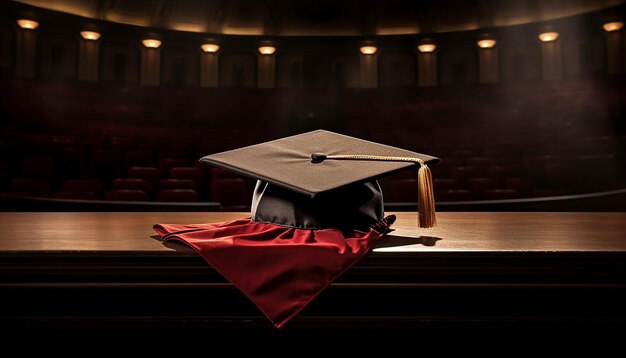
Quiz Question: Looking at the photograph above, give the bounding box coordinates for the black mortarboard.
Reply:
[200,130,440,229]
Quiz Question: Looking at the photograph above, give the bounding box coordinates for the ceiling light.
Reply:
[603,21,624,32]
[538,32,559,42]
[359,46,377,55]
[258,46,276,55]
[17,19,39,30]
[477,39,496,49]
[201,44,220,53]
[417,44,436,53]
[80,31,101,41]
[142,39,162,48]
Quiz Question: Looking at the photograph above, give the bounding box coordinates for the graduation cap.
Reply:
[200,129,440,229]
[155,130,441,328]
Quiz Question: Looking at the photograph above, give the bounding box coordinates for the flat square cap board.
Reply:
[200,129,440,197]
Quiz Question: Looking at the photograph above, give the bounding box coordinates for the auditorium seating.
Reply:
[211,179,249,209]
[159,158,188,177]
[170,167,203,184]
[159,179,197,190]
[62,179,104,199]
[128,167,161,190]
[111,178,152,192]
[156,189,199,202]
[6,178,51,196]
[105,190,149,201]
[0,76,624,208]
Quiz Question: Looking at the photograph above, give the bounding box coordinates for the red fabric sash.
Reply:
[153,215,395,328]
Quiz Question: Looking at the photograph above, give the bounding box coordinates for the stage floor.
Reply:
[1,212,625,334]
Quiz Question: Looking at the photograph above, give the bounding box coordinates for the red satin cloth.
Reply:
[153,215,395,328]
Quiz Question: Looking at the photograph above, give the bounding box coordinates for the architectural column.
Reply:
[417,51,437,87]
[257,51,276,88]
[478,45,499,84]
[140,41,161,86]
[200,52,219,87]
[605,30,623,75]
[359,48,378,88]
[540,33,562,81]
[78,37,99,82]
[15,25,37,78]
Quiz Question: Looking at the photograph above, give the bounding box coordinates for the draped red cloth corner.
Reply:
[153,215,395,328]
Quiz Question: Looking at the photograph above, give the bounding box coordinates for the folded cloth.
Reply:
[153,215,395,328]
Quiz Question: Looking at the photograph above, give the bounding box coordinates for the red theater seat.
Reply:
[105,190,148,201]
[128,167,161,189]
[170,167,203,184]
[159,158,188,177]
[211,178,248,207]
[157,189,199,202]
[159,179,197,190]
[111,178,152,192]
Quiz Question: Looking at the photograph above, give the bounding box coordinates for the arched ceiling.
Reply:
[14,0,626,36]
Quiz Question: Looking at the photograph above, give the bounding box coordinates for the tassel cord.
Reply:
[321,154,437,228]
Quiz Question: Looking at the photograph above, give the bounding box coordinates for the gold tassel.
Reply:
[417,160,437,228]
[318,154,438,228]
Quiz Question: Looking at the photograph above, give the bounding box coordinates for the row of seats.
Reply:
[1,135,624,205]
[1,76,625,206]
[7,150,622,186]
[2,167,251,205]
[382,177,564,202]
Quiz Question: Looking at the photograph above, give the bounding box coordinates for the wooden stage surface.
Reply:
[1,211,625,252]
[1,212,625,336]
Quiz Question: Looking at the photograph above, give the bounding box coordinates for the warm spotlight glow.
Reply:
[417,44,436,53]
[142,39,162,48]
[359,46,377,55]
[258,46,276,55]
[538,32,559,42]
[201,44,220,53]
[603,21,624,32]
[17,19,39,30]
[477,39,496,48]
[80,31,101,41]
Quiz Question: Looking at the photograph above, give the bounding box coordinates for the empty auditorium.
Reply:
[1,0,625,346]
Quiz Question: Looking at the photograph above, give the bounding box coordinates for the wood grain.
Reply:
[0,212,624,252]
